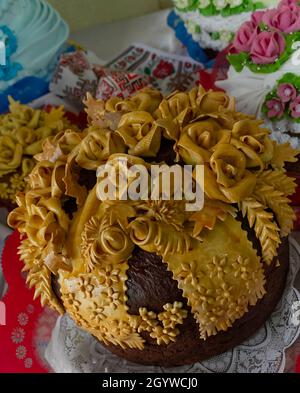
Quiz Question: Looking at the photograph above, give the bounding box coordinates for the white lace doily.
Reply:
[45,237,300,373]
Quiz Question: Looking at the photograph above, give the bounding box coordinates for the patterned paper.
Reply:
[49,44,208,109]
[106,43,204,93]
[95,68,151,101]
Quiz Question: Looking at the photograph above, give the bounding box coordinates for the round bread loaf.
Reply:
[8,86,297,366]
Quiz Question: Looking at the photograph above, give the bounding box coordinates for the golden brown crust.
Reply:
[7,86,298,350]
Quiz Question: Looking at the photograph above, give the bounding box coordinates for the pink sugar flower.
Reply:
[232,22,259,52]
[251,10,266,27]
[262,4,300,33]
[266,98,285,118]
[277,83,297,102]
[279,0,300,9]
[250,31,285,64]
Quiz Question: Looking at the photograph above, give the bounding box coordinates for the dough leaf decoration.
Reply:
[257,170,297,197]
[18,239,64,314]
[254,185,296,237]
[239,198,281,264]
[271,142,300,170]
[189,199,236,238]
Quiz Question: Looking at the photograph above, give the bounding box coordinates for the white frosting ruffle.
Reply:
[176,9,253,50]
[263,118,300,149]
[177,9,253,33]
[175,1,278,50]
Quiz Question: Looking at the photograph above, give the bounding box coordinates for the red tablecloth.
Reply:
[0,231,54,372]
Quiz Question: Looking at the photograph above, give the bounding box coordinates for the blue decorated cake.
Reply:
[0,0,69,105]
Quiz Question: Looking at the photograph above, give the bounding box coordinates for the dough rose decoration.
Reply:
[8,86,298,354]
[228,0,300,72]
[0,98,72,206]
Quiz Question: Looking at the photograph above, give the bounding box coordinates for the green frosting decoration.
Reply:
[211,31,221,40]
[220,1,264,17]
[174,0,266,17]
[227,52,250,72]
[174,0,198,11]
[195,25,201,33]
[199,4,217,16]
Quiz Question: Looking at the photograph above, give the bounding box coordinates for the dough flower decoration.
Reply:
[177,119,230,165]
[137,200,186,231]
[161,91,193,119]
[203,143,257,203]
[0,97,72,204]
[231,119,274,169]
[118,88,163,114]
[35,129,85,163]
[27,161,60,193]
[81,211,135,273]
[129,217,192,257]
[7,189,70,314]
[84,89,163,131]
[195,87,236,114]
[116,112,162,157]
[0,135,23,176]
[188,199,237,238]
[7,85,298,352]
[7,156,77,313]
[10,188,69,249]
[154,87,236,161]
[76,127,125,170]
